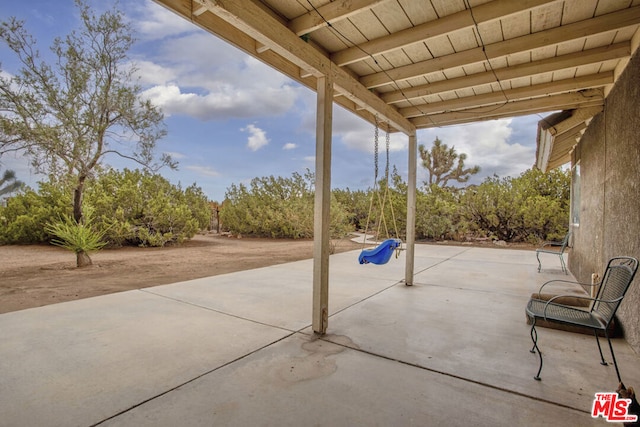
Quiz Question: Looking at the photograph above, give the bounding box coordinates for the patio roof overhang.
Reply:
[154,0,640,135]
[535,107,602,172]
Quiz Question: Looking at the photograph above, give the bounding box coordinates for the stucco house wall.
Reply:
[569,50,640,354]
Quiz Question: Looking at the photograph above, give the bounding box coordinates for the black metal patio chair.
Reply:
[526,256,638,382]
[536,232,572,274]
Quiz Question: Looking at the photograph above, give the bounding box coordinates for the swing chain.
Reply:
[385,128,390,182]
[373,116,379,182]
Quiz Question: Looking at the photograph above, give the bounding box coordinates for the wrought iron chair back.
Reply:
[593,259,637,323]
[526,256,638,382]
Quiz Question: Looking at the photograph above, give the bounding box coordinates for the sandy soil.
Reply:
[0,234,361,314]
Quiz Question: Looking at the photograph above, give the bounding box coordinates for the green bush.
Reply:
[416,185,461,240]
[86,169,210,247]
[460,169,570,242]
[333,188,369,231]
[0,169,212,247]
[0,182,71,244]
[220,171,353,239]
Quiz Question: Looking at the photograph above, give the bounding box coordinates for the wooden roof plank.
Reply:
[331,0,560,66]
[381,42,630,103]
[399,72,613,117]
[288,0,390,36]
[410,89,603,128]
[361,6,640,88]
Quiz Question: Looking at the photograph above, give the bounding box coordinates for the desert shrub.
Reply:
[86,169,210,247]
[333,187,369,231]
[416,184,461,240]
[0,169,211,247]
[459,168,570,242]
[220,171,353,239]
[0,182,71,244]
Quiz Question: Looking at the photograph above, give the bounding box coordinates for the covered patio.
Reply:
[150,0,640,335]
[1,244,639,425]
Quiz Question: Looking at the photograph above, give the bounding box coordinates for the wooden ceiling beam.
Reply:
[288,0,389,36]
[410,89,603,128]
[399,72,613,118]
[361,5,640,89]
[381,42,630,104]
[331,0,559,66]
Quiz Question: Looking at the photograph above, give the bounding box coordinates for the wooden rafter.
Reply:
[154,0,638,133]
[331,0,560,66]
[381,43,630,104]
[289,0,390,36]
[360,6,640,89]
[411,89,603,128]
[398,72,613,118]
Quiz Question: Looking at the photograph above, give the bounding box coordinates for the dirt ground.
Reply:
[0,234,361,314]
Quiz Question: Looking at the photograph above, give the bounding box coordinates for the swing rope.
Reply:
[361,118,401,250]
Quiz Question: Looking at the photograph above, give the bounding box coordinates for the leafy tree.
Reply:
[0,168,22,196]
[0,1,173,265]
[419,137,480,187]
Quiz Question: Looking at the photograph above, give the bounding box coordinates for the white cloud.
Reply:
[141,83,297,120]
[130,1,196,40]
[186,165,220,177]
[130,12,301,121]
[133,60,177,86]
[242,124,269,151]
[283,143,297,150]
[304,156,315,163]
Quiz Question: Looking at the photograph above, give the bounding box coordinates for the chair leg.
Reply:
[594,331,608,366]
[536,252,542,273]
[530,319,543,380]
[605,329,623,384]
[559,254,567,274]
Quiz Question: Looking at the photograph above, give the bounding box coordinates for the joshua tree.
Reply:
[419,137,480,187]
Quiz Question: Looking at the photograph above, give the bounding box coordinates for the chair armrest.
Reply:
[540,241,562,249]
[536,279,599,297]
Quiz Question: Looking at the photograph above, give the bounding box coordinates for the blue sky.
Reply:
[0,0,543,202]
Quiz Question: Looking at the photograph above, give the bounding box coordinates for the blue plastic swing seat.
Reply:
[359,238,402,265]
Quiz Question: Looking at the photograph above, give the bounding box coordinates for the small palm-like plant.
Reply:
[46,212,107,267]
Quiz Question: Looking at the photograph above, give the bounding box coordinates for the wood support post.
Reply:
[312,75,333,334]
[405,132,417,286]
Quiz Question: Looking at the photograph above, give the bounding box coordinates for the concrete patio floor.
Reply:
[1,244,639,426]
